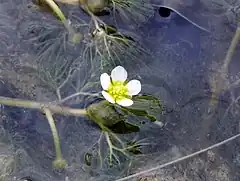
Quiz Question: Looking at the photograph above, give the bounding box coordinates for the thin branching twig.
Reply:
[115,132,240,181]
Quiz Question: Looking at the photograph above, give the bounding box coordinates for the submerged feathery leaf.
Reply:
[109,0,154,25]
[89,24,150,69]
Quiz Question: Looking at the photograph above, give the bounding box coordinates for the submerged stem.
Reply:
[44,108,67,168]
[105,132,113,164]
[42,0,82,43]
[44,108,62,159]
[0,96,87,117]
[43,0,67,22]
[222,27,240,72]
[209,26,240,105]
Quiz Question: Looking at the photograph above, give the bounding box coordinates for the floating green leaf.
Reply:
[87,100,123,126]
[86,100,140,133]
[121,94,163,122]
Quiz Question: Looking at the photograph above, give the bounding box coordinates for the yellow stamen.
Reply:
[107,81,130,101]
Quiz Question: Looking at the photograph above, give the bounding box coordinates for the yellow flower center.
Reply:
[107,81,129,101]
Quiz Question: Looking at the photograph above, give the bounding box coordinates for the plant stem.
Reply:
[222,26,240,72]
[44,108,67,168]
[42,0,83,43]
[0,96,87,116]
[105,132,113,164]
[43,0,67,22]
[209,26,240,105]
[44,108,63,159]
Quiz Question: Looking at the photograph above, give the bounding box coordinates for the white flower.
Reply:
[100,66,141,107]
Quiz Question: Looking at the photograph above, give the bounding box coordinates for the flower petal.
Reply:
[102,91,115,104]
[111,66,127,82]
[126,80,141,95]
[116,98,133,107]
[100,73,111,90]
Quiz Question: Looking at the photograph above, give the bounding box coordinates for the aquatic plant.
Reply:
[1,0,240,180]
[26,0,150,100]
[82,20,150,72]
[109,0,154,26]
[0,64,162,169]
